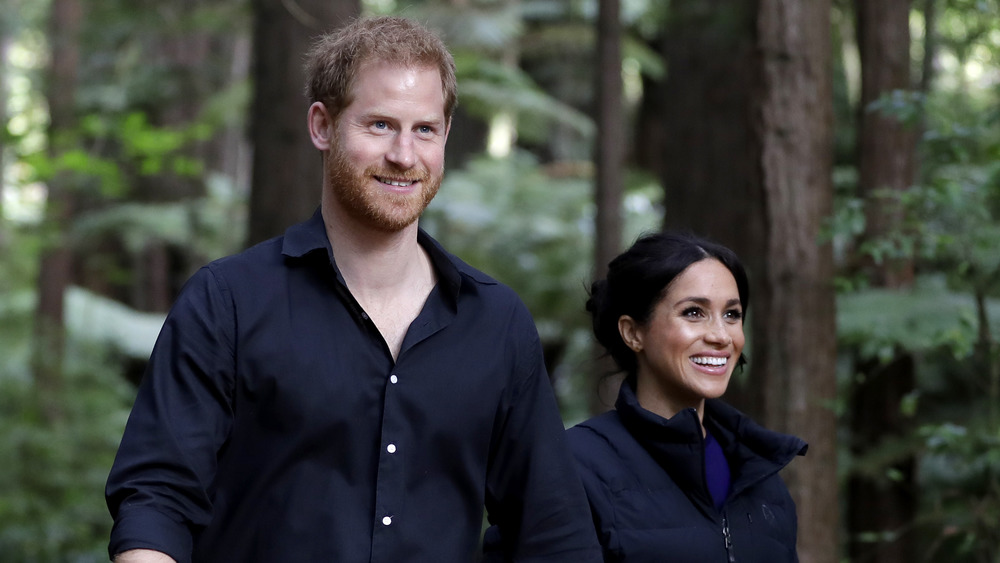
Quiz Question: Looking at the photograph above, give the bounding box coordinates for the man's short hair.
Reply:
[304,16,458,123]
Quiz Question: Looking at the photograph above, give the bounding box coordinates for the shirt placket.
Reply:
[370,369,405,562]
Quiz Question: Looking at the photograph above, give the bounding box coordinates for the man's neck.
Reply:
[322,200,437,361]
[322,204,424,291]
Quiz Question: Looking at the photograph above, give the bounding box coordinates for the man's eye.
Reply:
[374,121,387,129]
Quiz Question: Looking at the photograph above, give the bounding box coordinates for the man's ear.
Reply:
[618,315,643,353]
[308,102,333,151]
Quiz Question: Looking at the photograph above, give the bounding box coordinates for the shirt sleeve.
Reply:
[482,303,602,563]
[105,265,237,563]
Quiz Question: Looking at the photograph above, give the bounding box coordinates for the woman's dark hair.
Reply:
[586,231,750,376]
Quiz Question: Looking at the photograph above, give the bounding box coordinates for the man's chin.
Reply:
[363,205,426,233]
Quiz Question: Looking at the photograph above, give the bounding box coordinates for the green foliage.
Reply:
[837,278,1000,560]
[836,278,1000,363]
[392,0,594,139]
[917,418,1000,562]
[840,98,1000,298]
[64,286,165,360]
[0,2,252,557]
[70,194,245,267]
[76,0,250,114]
[865,89,926,128]
[0,297,135,562]
[418,0,524,52]
[824,3,1000,559]
[22,111,218,201]
[453,52,595,145]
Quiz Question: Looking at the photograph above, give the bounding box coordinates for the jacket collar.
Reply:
[615,378,711,511]
[703,397,808,500]
[615,377,807,510]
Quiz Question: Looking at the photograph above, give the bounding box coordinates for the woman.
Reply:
[568,231,807,562]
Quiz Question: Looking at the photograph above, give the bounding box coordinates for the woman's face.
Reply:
[619,258,745,418]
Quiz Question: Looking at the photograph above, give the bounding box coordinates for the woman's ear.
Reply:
[618,315,643,353]
[308,102,334,151]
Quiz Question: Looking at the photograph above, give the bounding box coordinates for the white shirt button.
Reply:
[387,443,397,454]
[382,516,392,526]
[390,374,398,384]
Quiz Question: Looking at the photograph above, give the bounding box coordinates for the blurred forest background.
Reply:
[1,0,998,561]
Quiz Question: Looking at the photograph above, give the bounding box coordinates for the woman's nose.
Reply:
[704,318,732,345]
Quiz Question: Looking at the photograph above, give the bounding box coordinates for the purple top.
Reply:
[704,429,731,510]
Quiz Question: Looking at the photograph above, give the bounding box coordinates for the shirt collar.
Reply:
[279,207,495,302]
[280,208,330,259]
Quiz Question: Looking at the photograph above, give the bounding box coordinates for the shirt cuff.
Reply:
[109,507,193,563]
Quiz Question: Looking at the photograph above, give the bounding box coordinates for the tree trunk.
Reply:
[848,354,917,563]
[639,1,760,262]
[754,4,838,562]
[644,1,838,560]
[137,0,215,310]
[855,0,917,287]
[847,2,919,561]
[34,0,83,422]
[246,0,360,247]
[589,0,626,413]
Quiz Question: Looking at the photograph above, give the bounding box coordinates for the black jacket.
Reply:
[567,379,807,562]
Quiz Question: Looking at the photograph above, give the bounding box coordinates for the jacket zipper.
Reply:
[723,514,735,562]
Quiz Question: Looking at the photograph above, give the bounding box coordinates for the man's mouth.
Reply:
[375,176,417,188]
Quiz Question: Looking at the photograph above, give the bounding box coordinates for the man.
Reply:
[105,15,601,563]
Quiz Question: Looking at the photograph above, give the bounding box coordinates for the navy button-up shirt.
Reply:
[106,210,601,563]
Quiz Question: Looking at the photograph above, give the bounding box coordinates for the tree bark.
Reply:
[640,1,760,262]
[34,0,84,422]
[848,353,917,563]
[754,4,838,562]
[590,0,626,413]
[246,0,360,247]
[847,1,919,561]
[855,0,917,287]
[642,1,838,560]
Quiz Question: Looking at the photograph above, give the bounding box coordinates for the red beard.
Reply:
[324,142,442,233]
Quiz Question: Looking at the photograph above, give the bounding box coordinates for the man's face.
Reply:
[325,62,449,232]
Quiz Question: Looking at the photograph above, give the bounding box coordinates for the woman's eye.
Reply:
[682,307,703,318]
[725,310,743,321]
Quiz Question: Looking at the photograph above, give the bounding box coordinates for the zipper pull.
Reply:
[723,515,735,562]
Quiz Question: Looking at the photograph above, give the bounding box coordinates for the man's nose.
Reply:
[386,133,415,168]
